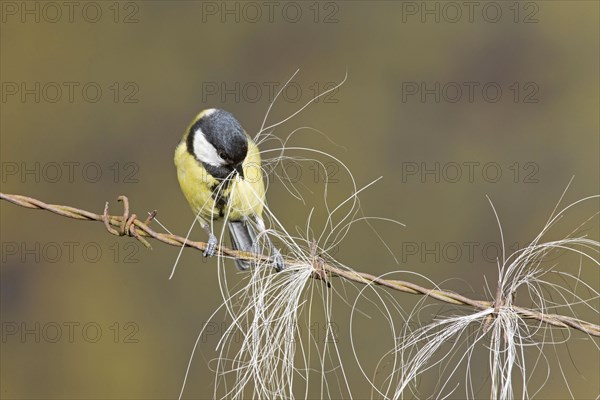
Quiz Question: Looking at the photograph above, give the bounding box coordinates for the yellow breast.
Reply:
[174,135,265,222]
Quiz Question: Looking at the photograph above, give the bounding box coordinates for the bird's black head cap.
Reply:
[187,109,248,165]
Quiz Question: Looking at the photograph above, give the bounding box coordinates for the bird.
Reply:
[174,108,284,271]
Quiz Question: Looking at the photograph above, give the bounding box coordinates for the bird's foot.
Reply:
[272,248,285,272]
[203,233,218,257]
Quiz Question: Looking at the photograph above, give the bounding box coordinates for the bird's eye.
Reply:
[218,151,226,160]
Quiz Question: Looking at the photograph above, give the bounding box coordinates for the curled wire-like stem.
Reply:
[1,192,598,337]
[103,202,120,236]
[117,195,129,235]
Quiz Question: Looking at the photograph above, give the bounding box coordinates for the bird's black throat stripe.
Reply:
[209,181,230,218]
[202,161,236,181]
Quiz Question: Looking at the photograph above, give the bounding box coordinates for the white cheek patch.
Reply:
[193,128,225,166]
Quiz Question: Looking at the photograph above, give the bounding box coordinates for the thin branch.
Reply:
[2,192,599,337]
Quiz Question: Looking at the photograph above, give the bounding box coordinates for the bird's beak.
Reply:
[234,163,244,180]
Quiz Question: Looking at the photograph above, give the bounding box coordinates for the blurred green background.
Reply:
[1,1,598,399]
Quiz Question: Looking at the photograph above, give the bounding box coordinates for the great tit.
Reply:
[174,108,284,271]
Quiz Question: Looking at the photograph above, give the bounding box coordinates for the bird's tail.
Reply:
[228,220,257,270]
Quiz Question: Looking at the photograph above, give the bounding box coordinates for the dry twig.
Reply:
[2,192,599,337]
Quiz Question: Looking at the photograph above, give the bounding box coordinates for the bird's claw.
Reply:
[272,248,285,272]
[203,233,218,257]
